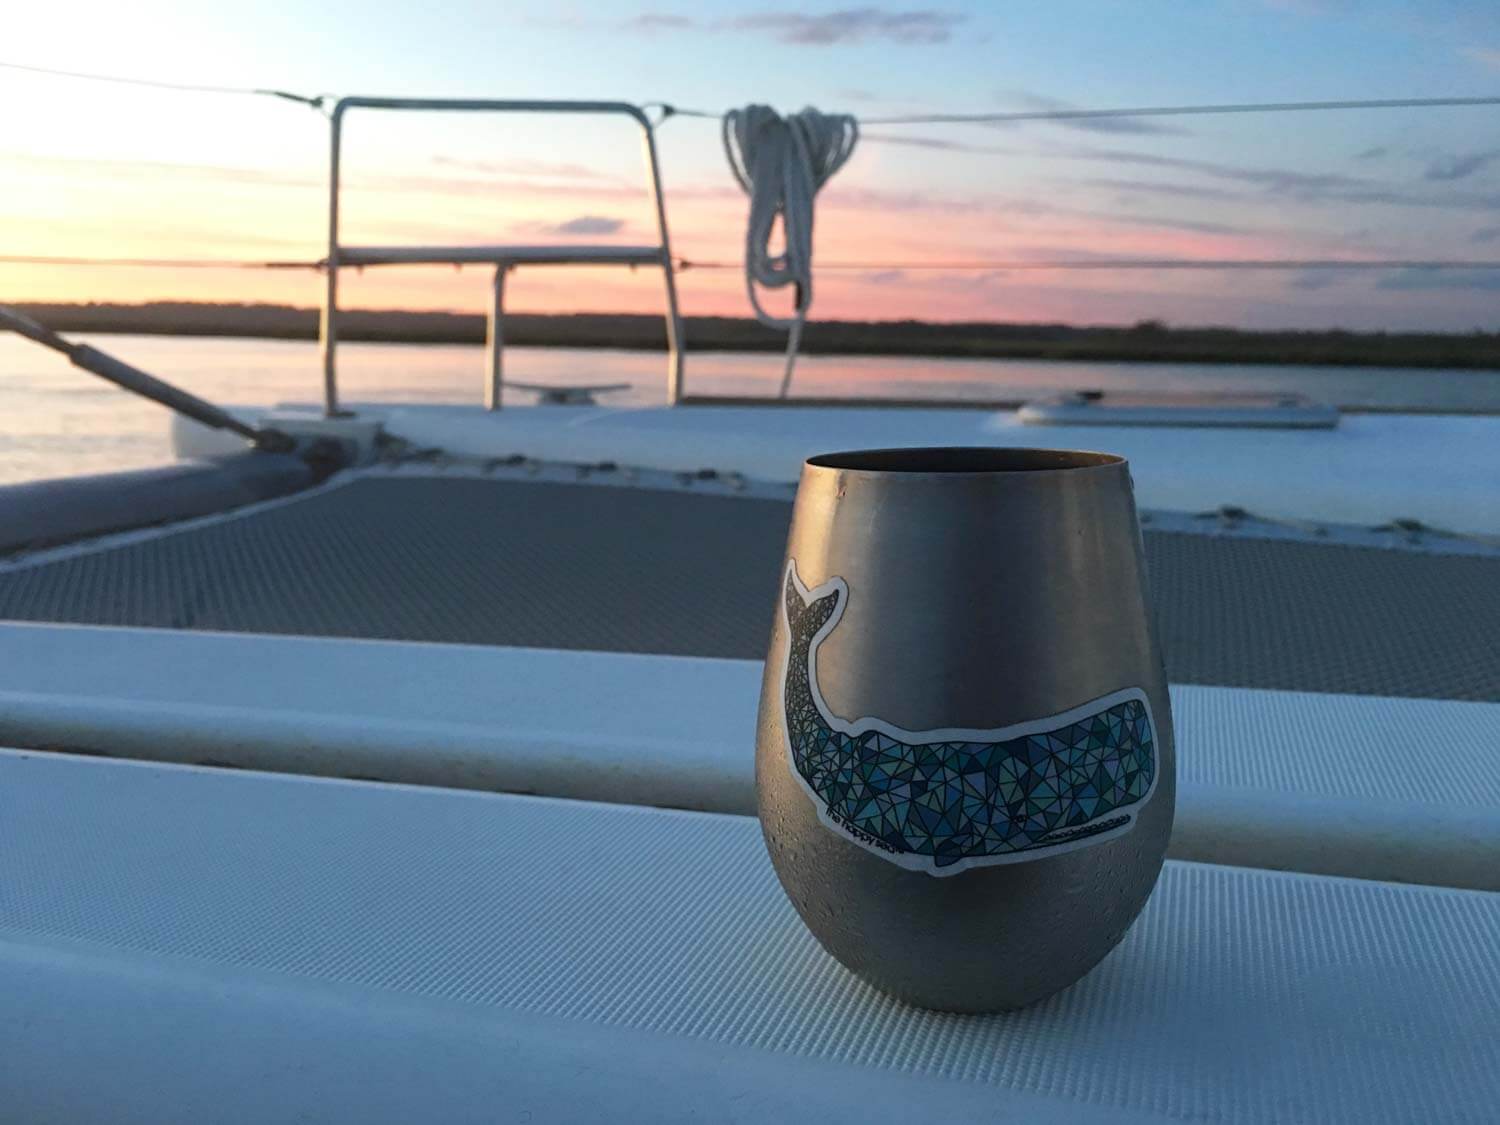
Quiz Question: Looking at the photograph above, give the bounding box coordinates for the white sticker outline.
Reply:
[779,559,1160,876]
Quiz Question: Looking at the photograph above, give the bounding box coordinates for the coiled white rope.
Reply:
[722,106,858,397]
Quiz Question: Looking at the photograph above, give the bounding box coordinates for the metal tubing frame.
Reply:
[320,109,344,416]
[486,266,508,411]
[319,97,685,417]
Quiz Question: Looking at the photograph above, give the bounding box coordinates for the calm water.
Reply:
[1,333,1496,485]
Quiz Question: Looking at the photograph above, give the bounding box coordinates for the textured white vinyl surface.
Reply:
[0,749,1495,1123]
[1174,686,1500,801]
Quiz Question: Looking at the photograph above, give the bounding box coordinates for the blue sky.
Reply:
[3,1,1500,329]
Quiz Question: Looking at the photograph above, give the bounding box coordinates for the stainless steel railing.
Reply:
[320,98,685,415]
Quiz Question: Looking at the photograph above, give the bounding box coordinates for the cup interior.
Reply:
[806,447,1122,474]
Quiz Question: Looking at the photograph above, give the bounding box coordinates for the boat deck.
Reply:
[0,467,1496,701]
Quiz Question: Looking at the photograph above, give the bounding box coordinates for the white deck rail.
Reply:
[319,97,685,414]
[4,622,1498,891]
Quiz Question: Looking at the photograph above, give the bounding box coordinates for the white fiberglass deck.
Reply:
[0,750,1494,1123]
[171,402,1500,537]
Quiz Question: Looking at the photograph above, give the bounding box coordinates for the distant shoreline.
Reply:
[15,302,1500,370]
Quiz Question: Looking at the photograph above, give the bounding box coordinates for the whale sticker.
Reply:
[779,559,1159,876]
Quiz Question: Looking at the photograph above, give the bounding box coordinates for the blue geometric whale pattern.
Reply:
[781,563,1156,869]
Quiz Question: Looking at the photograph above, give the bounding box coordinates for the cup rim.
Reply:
[805,446,1125,475]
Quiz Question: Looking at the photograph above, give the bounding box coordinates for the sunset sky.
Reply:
[3,0,1500,330]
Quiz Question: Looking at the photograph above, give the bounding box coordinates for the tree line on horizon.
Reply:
[12,301,1500,369]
